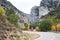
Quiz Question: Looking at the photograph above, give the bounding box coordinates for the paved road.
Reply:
[23,31,60,40]
[35,32,60,40]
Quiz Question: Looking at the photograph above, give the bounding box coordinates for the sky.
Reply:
[7,0,42,14]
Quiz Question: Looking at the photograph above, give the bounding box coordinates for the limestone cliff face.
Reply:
[29,6,39,23]
[39,0,60,16]
[29,0,60,23]
[40,0,60,10]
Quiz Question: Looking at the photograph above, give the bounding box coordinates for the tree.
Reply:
[6,8,15,16]
[9,14,18,25]
[51,19,58,32]
[39,20,52,31]
[56,24,60,31]
[51,25,56,31]
[21,24,26,30]
[0,7,6,24]
[0,7,5,16]
[36,26,40,31]
[30,22,39,29]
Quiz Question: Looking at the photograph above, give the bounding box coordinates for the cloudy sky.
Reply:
[7,0,42,14]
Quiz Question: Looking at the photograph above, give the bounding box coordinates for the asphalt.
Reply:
[23,31,60,40]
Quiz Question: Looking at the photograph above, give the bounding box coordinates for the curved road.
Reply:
[23,31,60,40]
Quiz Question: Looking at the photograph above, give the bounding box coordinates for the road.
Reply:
[23,31,60,40]
[35,32,60,40]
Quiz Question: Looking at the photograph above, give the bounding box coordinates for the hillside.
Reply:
[0,0,30,40]
[0,0,30,27]
[0,5,29,40]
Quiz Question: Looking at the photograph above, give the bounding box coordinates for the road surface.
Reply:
[23,31,60,40]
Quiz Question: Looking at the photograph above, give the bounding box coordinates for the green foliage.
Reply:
[6,8,18,25]
[51,19,58,25]
[9,14,18,25]
[0,7,5,16]
[30,22,39,29]
[6,8,15,16]
[24,23,28,27]
[39,20,52,31]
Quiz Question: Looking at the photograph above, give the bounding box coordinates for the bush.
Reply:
[9,14,18,25]
[6,8,18,25]
[39,20,52,31]
[30,22,39,29]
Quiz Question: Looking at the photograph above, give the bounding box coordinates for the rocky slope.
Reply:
[0,14,29,40]
[0,0,29,26]
[0,0,29,40]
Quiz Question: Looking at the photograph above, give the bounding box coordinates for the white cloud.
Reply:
[7,0,42,14]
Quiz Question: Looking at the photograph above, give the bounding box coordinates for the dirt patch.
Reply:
[29,34,40,40]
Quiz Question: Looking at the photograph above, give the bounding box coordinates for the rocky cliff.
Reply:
[40,0,60,11]
[29,0,60,23]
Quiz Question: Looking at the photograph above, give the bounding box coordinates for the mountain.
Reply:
[0,0,30,26]
[29,0,60,23]
[0,0,29,40]
[40,5,60,22]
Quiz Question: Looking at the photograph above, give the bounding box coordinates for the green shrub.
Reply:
[30,22,39,29]
[6,8,18,25]
[39,20,52,31]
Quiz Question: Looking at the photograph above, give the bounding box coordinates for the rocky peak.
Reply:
[31,6,39,16]
[40,0,60,11]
